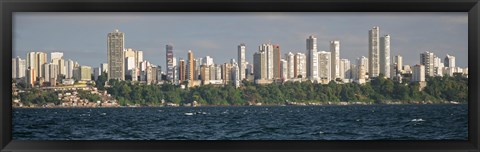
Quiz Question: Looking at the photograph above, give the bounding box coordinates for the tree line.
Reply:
[103,74,468,106]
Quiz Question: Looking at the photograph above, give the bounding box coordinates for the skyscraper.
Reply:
[368,26,380,78]
[357,56,369,80]
[253,52,266,80]
[238,43,246,80]
[37,52,48,79]
[294,53,307,79]
[280,59,288,80]
[380,34,391,78]
[12,56,26,79]
[286,52,295,79]
[393,55,403,76]
[26,52,36,77]
[166,44,174,82]
[413,64,425,82]
[318,51,331,84]
[445,54,455,68]
[259,44,274,80]
[66,59,75,79]
[27,52,47,79]
[107,29,125,80]
[187,50,195,81]
[306,35,318,80]
[330,40,340,80]
[273,44,281,79]
[179,59,186,82]
[340,59,351,80]
[420,51,435,77]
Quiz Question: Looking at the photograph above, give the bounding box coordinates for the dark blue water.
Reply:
[13,104,468,140]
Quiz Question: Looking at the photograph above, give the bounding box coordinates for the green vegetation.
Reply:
[77,90,102,102]
[105,74,468,106]
[18,89,60,106]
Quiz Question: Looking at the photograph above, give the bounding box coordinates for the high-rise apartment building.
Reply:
[273,45,281,79]
[413,64,425,82]
[280,59,288,80]
[357,56,369,80]
[66,59,75,79]
[27,52,47,79]
[330,40,340,80]
[340,59,351,80]
[306,35,318,80]
[107,29,125,80]
[445,54,455,68]
[187,50,195,81]
[393,55,403,76]
[380,34,391,78]
[12,56,26,79]
[179,59,186,82]
[420,51,435,77]
[368,26,380,78]
[166,44,175,82]
[238,43,246,80]
[286,52,295,79]
[259,44,274,79]
[253,52,266,80]
[318,51,331,83]
[294,53,307,79]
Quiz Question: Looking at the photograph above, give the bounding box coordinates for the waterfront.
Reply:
[13,104,467,140]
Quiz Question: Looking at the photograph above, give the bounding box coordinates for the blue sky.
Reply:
[13,12,468,69]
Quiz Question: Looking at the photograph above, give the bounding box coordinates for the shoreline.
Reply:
[12,102,466,109]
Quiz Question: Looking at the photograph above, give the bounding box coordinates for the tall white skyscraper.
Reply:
[294,53,307,78]
[43,63,51,82]
[125,57,136,76]
[368,26,380,78]
[26,52,47,79]
[12,56,26,79]
[238,43,246,80]
[259,44,274,80]
[286,52,295,79]
[280,59,288,80]
[357,56,369,80]
[107,29,125,80]
[306,35,318,80]
[393,55,403,76]
[26,52,36,74]
[380,34,391,78]
[330,40,340,80]
[445,54,455,68]
[66,59,75,79]
[340,59,351,80]
[318,51,331,83]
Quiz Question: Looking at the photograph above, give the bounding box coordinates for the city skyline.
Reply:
[13,12,468,69]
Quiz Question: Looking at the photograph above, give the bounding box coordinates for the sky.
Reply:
[13,12,468,70]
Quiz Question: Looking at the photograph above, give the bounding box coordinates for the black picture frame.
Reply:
[1,0,479,152]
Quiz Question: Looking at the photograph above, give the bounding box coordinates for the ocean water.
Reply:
[13,104,468,140]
